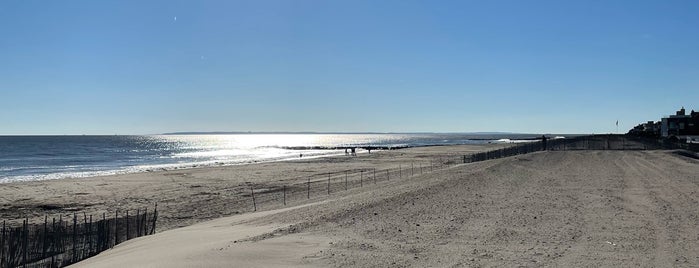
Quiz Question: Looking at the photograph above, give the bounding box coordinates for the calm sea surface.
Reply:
[0,133,546,183]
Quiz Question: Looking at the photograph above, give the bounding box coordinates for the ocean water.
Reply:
[0,133,546,183]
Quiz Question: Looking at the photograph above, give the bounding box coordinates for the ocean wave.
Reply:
[0,170,130,183]
[0,149,347,183]
[496,139,539,144]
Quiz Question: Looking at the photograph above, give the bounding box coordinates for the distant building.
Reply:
[628,121,661,138]
[660,107,699,138]
[629,107,699,142]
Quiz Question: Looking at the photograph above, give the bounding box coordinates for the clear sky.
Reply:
[1,0,698,135]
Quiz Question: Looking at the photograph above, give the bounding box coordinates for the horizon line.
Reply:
[0,131,592,137]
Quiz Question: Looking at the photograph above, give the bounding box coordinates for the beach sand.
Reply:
[5,146,699,267]
[0,144,505,229]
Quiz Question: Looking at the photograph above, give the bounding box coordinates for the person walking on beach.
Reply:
[542,135,548,150]
[351,147,356,156]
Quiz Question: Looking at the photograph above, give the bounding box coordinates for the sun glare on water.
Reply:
[156,134,356,161]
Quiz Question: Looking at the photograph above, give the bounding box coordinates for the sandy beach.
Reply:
[0,144,506,229]
[4,146,699,267]
[4,0,699,266]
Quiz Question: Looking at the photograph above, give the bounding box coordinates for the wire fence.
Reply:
[245,160,456,213]
[1,206,157,268]
[243,135,698,212]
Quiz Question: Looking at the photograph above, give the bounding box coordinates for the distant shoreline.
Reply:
[0,134,572,183]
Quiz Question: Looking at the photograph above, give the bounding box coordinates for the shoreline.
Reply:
[0,138,535,184]
[0,149,352,184]
[0,143,509,230]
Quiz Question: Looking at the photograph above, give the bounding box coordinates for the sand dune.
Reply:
[72,204,330,268]
[70,150,699,267]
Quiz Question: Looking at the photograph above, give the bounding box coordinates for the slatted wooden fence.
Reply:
[0,206,157,268]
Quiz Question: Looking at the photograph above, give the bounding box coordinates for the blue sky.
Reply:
[1,0,698,135]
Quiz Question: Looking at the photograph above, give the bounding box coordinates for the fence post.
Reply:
[360,171,363,187]
[114,210,119,245]
[135,209,140,237]
[50,217,56,259]
[126,211,129,240]
[42,216,47,259]
[103,212,108,249]
[411,163,414,176]
[151,204,158,235]
[88,215,92,256]
[73,212,78,262]
[251,186,257,212]
[283,185,287,205]
[1,220,4,268]
[307,178,310,199]
[81,212,86,258]
[142,209,147,240]
[23,218,27,268]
